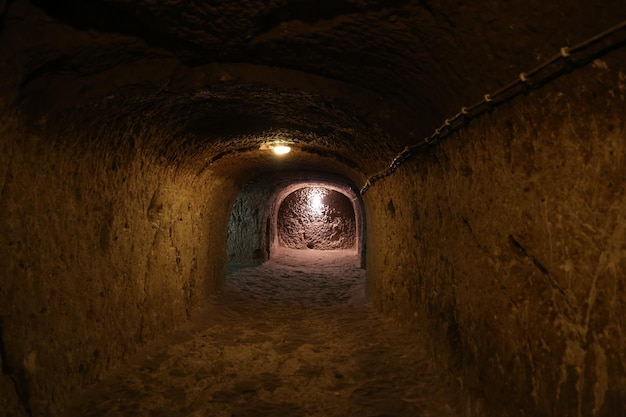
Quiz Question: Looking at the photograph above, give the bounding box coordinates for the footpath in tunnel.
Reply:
[65,248,459,417]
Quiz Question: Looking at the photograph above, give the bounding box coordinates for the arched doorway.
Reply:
[226,175,366,269]
[276,186,356,250]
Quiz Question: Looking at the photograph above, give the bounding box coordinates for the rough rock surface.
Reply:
[1,0,626,416]
[0,115,238,417]
[228,185,273,267]
[63,248,458,417]
[365,55,626,416]
[277,188,356,250]
[227,175,365,268]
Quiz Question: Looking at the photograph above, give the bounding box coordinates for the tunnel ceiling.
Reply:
[2,0,624,184]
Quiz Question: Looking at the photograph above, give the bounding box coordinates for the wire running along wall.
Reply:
[360,19,626,195]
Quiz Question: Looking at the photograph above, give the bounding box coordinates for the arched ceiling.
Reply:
[2,0,624,185]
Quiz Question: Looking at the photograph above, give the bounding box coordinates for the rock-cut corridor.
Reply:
[2,1,626,416]
[63,248,458,417]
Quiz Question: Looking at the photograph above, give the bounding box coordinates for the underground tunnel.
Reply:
[1,1,626,416]
[227,175,364,271]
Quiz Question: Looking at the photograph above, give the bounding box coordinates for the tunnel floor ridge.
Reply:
[64,249,459,417]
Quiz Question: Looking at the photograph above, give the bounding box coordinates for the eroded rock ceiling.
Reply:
[1,0,624,183]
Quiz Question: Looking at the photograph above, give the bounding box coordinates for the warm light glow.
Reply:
[307,188,326,214]
[273,145,291,155]
[311,195,322,210]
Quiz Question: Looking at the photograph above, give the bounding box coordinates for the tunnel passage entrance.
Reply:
[269,180,365,267]
[226,175,365,269]
[277,187,356,250]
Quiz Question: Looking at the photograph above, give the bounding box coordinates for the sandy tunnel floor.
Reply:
[65,248,459,417]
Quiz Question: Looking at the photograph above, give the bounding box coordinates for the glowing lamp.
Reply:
[311,195,322,210]
[273,145,291,155]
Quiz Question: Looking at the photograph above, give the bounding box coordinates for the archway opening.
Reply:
[277,186,356,251]
[226,175,366,270]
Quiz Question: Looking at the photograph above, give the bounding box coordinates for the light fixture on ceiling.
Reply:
[272,145,291,155]
[260,140,294,155]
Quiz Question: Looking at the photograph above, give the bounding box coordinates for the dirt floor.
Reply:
[64,248,459,417]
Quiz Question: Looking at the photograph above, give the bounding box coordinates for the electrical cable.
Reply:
[360,19,626,195]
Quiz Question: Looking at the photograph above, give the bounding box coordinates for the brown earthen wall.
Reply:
[227,185,272,267]
[0,117,236,416]
[364,56,626,417]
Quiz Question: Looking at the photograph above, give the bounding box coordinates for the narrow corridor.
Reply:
[64,248,458,417]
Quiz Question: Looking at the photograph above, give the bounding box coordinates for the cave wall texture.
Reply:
[365,54,626,416]
[277,188,356,250]
[0,114,238,416]
[1,0,626,416]
[227,179,363,267]
[227,183,273,267]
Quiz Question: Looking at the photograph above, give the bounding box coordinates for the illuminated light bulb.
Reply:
[272,145,291,155]
[311,195,322,210]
